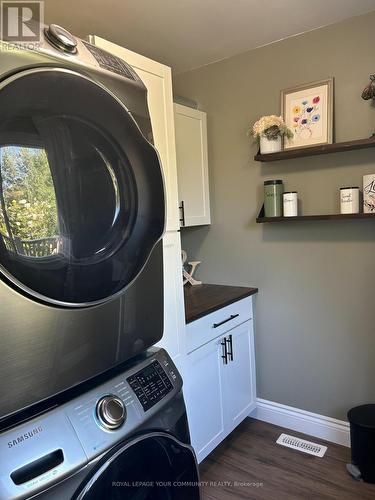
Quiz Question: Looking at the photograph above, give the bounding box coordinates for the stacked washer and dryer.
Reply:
[0,24,200,499]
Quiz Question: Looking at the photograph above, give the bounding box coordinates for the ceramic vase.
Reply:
[260,135,282,154]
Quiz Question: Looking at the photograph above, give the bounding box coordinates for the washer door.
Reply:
[73,433,201,500]
[0,68,164,306]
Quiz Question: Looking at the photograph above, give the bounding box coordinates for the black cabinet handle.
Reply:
[221,337,228,364]
[226,334,233,361]
[179,201,185,226]
[213,314,239,329]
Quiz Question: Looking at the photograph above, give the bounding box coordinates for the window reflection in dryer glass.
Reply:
[0,145,59,257]
[0,118,130,262]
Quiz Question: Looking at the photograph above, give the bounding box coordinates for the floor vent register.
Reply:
[276,433,327,457]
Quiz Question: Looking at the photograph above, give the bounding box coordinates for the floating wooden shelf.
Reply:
[256,204,375,222]
[256,213,375,223]
[254,136,375,162]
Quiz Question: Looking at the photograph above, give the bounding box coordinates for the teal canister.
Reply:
[264,180,284,217]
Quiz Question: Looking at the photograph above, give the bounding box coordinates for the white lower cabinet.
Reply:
[223,321,256,433]
[184,301,256,463]
[183,337,226,460]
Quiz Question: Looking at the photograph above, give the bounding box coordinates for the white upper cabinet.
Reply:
[89,36,180,232]
[174,104,211,227]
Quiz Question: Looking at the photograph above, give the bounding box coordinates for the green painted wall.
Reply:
[174,12,375,420]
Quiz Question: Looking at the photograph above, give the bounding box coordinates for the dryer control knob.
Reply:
[45,24,78,53]
[96,395,126,430]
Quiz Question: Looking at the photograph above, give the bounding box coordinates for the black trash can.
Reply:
[347,404,375,483]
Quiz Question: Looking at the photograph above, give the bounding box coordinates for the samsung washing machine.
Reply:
[0,24,167,428]
[0,347,201,499]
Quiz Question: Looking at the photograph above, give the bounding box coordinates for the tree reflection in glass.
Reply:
[0,146,59,257]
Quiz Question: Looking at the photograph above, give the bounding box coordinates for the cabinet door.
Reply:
[174,104,210,227]
[155,232,185,373]
[223,321,257,432]
[89,36,180,232]
[184,337,226,463]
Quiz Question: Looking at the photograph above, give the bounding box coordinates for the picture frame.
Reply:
[281,78,333,150]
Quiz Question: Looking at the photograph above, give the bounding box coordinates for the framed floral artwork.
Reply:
[281,78,333,150]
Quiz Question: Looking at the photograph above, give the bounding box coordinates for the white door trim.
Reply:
[250,398,350,447]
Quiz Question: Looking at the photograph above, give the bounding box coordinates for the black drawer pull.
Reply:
[213,314,239,329]
[221,338,228,364]
[226,334,234,361]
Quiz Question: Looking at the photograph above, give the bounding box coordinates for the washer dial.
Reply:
[96,395,126,430]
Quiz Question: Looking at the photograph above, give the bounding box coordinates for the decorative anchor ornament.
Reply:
[182,250,202,286]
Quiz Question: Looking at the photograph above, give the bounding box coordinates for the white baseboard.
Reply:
[250,398,350,447]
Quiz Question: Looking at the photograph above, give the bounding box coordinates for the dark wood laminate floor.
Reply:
[199,418,375,500]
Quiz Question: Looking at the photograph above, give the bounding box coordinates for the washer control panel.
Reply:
[96,395,126,430]
[127,360,173,411]
[0,349,181,500]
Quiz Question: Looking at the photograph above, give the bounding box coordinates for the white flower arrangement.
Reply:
[250,115,293,140]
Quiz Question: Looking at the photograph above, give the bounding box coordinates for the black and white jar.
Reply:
[283,192,298,217]
[340,187,359,214]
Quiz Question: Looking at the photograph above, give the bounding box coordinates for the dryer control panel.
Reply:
[82,41,137,80]
[127,361,173,411]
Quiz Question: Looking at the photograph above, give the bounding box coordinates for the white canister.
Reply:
[340,187,359,214]
[363,174,375,213]
[283,192,298,217]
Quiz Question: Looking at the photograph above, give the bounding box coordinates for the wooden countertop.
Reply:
[184,284,258,324]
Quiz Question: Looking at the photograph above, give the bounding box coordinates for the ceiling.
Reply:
[45,0,375,73]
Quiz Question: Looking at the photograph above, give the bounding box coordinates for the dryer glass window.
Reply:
[0,68,165,306]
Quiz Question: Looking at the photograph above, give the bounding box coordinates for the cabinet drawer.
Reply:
[186,296,252,353]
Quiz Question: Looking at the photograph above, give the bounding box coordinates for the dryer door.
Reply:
[0,68,165,307]
[73,433,201,500]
